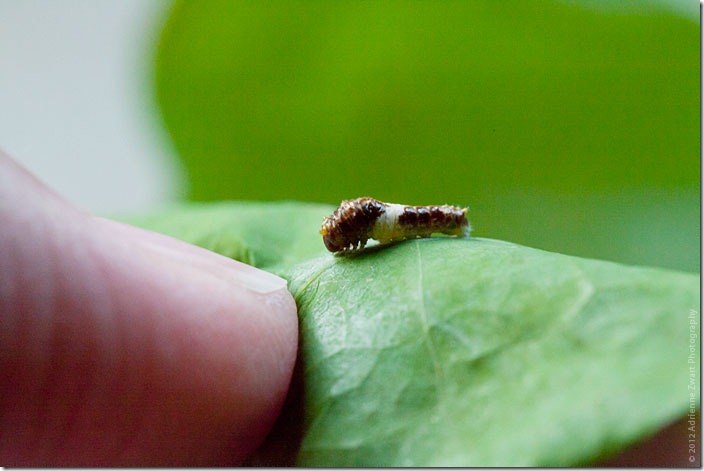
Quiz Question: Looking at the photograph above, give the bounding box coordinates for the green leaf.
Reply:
[287,239,698,466]
[126,202,700,466]
[125,200,333,270]
[155,1,698,201]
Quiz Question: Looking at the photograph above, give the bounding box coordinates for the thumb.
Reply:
[0,152,298,465]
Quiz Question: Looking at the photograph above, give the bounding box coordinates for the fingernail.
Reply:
[220,259,288,294]
[95,218,288,294]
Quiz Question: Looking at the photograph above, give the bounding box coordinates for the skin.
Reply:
[0,151,298,466]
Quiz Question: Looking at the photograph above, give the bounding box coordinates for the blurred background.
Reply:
[0,0,699,272]
[0,0,182,213]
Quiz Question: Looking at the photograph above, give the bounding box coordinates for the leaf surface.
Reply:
[125,201,333,270]
[285,238,698,466]
[126,202,700,466]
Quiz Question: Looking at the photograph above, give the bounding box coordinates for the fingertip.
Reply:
[0,154,299,465]
[82,218,301,465]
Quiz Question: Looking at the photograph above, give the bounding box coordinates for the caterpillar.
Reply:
[320,197,471,254]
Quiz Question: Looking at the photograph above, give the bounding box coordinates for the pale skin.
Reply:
[0,151,298,466]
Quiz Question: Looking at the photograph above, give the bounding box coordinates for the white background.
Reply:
[0,0,183,215]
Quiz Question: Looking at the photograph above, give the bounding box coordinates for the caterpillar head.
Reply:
[320,216,348,253]
[320,197,384,253]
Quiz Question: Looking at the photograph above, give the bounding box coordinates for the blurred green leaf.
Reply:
[127,201,700,466]
[125,200,332,270]
[154,0,698,272]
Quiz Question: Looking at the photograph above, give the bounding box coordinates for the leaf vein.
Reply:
[414,241,446,415]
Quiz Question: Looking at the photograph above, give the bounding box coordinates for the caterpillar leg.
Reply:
[337,238,368,255]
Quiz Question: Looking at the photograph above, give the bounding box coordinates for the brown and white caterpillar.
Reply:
[320,197,471,253]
